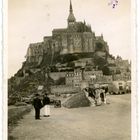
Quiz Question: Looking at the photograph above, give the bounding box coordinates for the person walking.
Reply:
[33,94,42,120]
[43,94,51,117]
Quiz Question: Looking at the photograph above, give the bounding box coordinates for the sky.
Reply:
[8,0,131,78]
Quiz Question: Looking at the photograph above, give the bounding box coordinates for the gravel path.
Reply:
[10,94,131,140]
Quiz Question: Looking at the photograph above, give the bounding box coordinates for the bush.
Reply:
[8,96,21,106]
[8,106,32,127]
[102,66,111,75]
[8,105,32,139]
[55,77,65,85]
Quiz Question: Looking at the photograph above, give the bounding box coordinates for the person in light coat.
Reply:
[43,94,51,117]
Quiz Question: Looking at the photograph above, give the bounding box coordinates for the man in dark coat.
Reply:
[85,87,96,100]
[33,94,42,120]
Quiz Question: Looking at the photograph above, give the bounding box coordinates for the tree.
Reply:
[94,56,107,70]
[55,77,65,85]
[67,62,75,67]
[102,66,111,75]
[95,43,105,52]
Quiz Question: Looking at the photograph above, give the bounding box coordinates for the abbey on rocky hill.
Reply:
[26,0,109,64]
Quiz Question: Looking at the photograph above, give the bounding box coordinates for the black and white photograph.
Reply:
[7,0,135,139]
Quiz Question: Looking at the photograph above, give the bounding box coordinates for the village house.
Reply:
[113,73,131,81]
[65,68,113,88]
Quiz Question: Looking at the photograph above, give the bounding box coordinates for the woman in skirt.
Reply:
[43,94,50,117]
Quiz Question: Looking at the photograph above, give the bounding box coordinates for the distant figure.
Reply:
[33,94,42,120]
[105,86,108,94]
[84,87,96,106]
[43,94,50,117]
[100,87,106,104]
[126,85,129,93]
[94,88,102,106]
[86,87,96,100]
[104,86,108,103]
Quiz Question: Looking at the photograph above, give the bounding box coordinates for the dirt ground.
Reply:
[10,94,131,140]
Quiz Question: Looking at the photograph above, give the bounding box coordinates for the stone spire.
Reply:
[101,33,103,39]
[70,0,73,12]
[68,0,76,23]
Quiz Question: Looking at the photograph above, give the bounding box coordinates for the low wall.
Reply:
[51,85,79,94]
[50,72,66,80]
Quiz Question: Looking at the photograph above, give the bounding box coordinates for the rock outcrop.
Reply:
[63,91,91,108]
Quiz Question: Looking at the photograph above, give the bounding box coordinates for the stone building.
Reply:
[84,70,103,82]
[65,69,82,87]
[65,72,74,86]
[65,68,112,88]
[107,57,115,64]
[65,69,83,87]
[115,57,130,67]
[113,73,131,81]
[25,0,109,64]
[73,69,83,87]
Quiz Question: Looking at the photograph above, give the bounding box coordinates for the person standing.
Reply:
[43,94,50,117]
[83,87,96,106]
[100,87,106,104]
[95,87,102,106]
[33,94,42,120]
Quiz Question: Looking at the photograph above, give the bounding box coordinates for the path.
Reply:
[10,94,131,140]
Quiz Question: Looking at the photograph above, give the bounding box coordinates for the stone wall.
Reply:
[73,34,82,53]
[26,25,109,64]
[49,72,66,81]
[97,75,113,83]
[51,85,78,94]
[113,73,131,81]
[61,34,68,54]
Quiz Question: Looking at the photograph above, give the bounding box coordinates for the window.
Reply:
[118,83,122,85]
[119,86,123,90]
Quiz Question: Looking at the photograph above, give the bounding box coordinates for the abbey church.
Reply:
[26,0,109,64]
